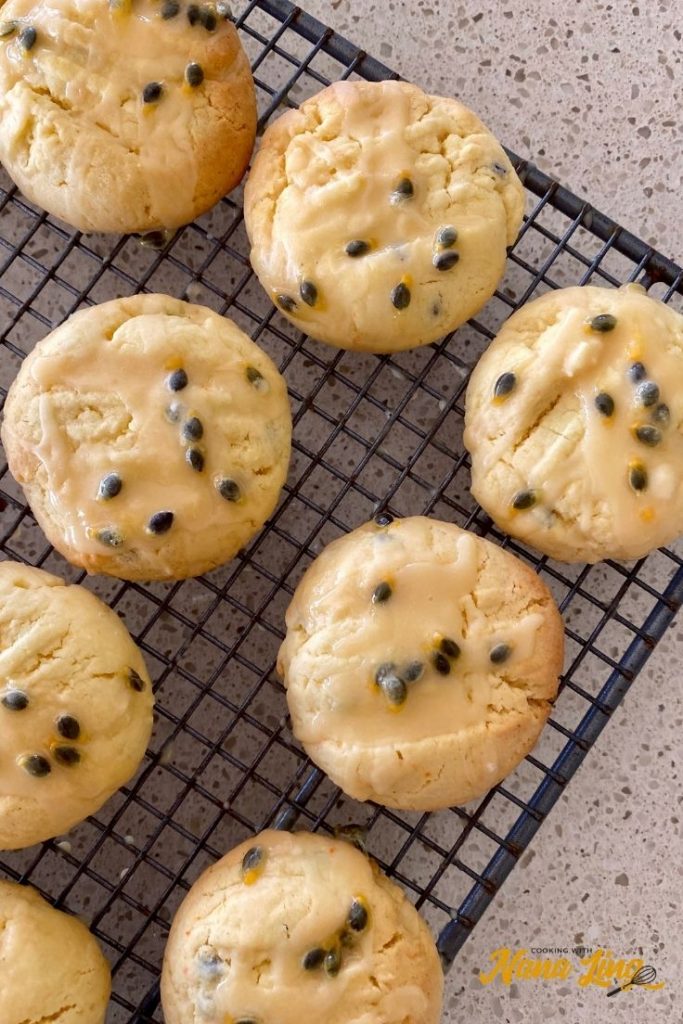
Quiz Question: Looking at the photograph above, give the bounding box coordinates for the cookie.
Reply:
[161,829,443,1024]
[0,880,111,1024]
[464,284,683,563]
[244,79,524,353]
[1,294,292,581]
[0,0,256,234]
[0,560,153,849]
[278,516,563,810]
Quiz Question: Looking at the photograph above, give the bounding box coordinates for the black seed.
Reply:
[431,301,442,317]
[628,361,646,383]
[636,380,660,407]
[339,927,354,948]
[139,229,173,249]
[391,282,411,310]
[165,401,183,423]
[594,392,615,417]
[235,1019,259,1024]
[374,511,393,527]
[379,674,407,706]
[128,669,146,692]
[143,81,163,103]
[348,899,368,932]
[277,293,297,313]
[185,61,204,87]
[0,20,18,37]
[19,25,37,50]
[300,280,318,307]
[439,637,461,659]
[216,477,241,502]
[492,161,508,176]
[403,660,424,683]
[182,416,203,441]
[652,402,670,425]
[375,662,397,685]
[21,754,51,777]
[186,447,205,472]
[57,714,80,740]
[147,511,174,534]
[241,845,263,876]
[246,365,265,386]
[372,581,392,604]
[490,642,511,664]
[634,425,661,447]
[199,5,217,29]
[589,313,617,332]
[431,652,451,676]
[98,473,122,500]
[391,177,414,202]
[161,0,180,17]
[303,947,326,971]
[512,489,537,511]
[629,463,648,492]
[2,689,29,711]
[187,3,200,23]
[433,250,460,272]
[493,372,516,399]
[95,528,124,548]
[436,226,457,248]
[167,368,188,391]
[345,239,370,258]
[53,745,80,767]
[324,947,342,977]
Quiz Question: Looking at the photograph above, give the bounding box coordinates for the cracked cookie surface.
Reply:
[0,880,111,1024]
[0,561,153,850]
[244,79,524,353]
[277,516,563,810]
[161,829,443,1024]
[1,294,292,581]
[464,284,683,563]
[0,0,256,233]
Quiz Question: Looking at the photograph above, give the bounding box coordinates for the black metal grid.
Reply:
[1,1,682,1020]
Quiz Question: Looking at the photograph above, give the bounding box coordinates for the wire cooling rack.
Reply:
[1,1,683,1020]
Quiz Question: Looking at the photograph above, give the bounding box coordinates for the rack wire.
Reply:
[1,1,682,1020]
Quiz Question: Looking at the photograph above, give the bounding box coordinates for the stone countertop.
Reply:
[302,2,682,1021]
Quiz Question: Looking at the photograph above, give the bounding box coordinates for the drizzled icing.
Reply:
[245,80,524,352]
[280,520,550,748]
[464,284,683,562]
[0,0,254,231]
[3,296,291,579]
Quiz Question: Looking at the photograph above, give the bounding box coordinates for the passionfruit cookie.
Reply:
[0,561,153,850]
[161,830,443,1024]
[244,79,524,352]
[0,880,111,1024]
[1,294,292,581]
[464,284,683,563]
[278,516,563,810]
[0,0,256,233]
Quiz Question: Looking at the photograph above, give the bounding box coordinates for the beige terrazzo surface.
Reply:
[301,1,682,1021]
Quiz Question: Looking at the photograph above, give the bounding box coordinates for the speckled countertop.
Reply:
[302,1,682,1021]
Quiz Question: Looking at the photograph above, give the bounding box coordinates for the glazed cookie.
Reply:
[0,880,111,1024]
[161,829,443,1024]
[244,79,524,353]
[0,561,153,849]
[0,0,256,233]
[278,516,563,810]
[2,294,292,581]
[464,284,683,563]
